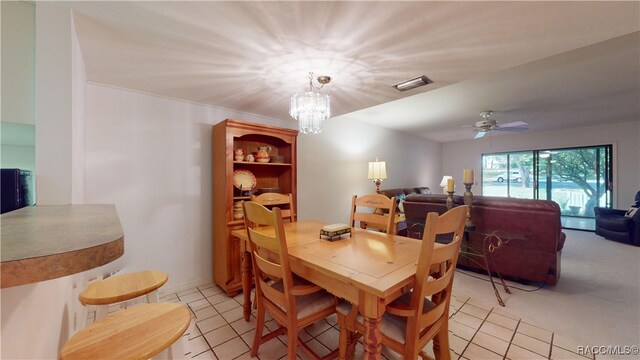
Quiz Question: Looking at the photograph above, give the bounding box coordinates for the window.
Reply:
[481,151,533,199]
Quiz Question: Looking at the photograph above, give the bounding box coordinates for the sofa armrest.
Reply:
[557,232,566,251]
[594,207,627,217]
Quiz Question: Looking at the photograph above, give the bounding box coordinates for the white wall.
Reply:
[83,83,292,290]
[1,1,35,125]
[442,121,640,207]
[298,116,442,224]
[71,14,87,204]
[35,3,73,205]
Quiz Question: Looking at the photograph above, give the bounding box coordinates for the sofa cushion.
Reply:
[597,215,633,232]
[402,188,418,196]
[414,187,432,195]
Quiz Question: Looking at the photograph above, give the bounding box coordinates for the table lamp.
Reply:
[368,157,387,192]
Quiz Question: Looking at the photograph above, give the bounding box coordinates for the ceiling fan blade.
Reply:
[499,121,528,128]
[496,126,529,132]
[474,131,486,139]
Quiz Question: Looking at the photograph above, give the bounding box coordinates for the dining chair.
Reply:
[337,205,468,360]
[252,192,296,222]
[350,194,397,233]
[242,201,338,359]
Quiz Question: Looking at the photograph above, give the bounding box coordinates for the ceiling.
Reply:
[69,1,640,141]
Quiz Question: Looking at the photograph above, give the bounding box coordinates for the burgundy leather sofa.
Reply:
[403,194,566,285]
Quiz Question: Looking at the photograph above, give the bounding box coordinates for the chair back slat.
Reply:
[423,264,455,296]
[253,252,283,280]
[419,300,447,329]
[350,194,396,233]
[252,193,295,222]
[258,277,287,308]
[248,229,281,254]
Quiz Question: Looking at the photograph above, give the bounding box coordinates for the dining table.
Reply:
[231,220,438,359]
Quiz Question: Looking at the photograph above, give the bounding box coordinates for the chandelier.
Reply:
[289,72,331,134]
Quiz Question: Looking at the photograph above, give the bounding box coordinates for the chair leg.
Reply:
[433,322,451,360]
[251,303,265,357]
[287,325,298,359]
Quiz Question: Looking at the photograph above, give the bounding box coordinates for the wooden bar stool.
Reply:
[60,302,190,360]
[79,270,168,320]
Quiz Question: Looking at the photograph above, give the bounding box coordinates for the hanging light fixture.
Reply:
[289,72,331,134]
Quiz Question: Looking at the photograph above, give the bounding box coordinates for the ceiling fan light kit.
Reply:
[471,110,529,139]
[392,75,433,91]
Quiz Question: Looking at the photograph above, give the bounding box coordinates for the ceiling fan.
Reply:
[469,111,529,139]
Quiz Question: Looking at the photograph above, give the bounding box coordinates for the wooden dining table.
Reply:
[231,220,435,359]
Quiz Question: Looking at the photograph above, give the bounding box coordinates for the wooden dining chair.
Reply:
[350,194,396,233]
[337,205,468,360]
[252,192,296,222]
[242,201,338,359]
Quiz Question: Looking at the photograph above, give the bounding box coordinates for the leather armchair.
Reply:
[594,191,640,246]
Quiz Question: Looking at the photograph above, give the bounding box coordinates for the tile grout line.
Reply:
[456,298,482,357]
[502,318,522,360]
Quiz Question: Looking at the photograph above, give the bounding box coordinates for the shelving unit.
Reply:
[212,119,298,296]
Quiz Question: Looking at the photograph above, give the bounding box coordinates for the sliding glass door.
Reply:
[483,145,612,221]
[537,146,612,216]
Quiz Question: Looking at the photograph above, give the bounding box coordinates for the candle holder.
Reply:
[463,182,475,229]
[446,191,455,210]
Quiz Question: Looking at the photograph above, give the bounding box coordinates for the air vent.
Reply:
[392,75,433,92]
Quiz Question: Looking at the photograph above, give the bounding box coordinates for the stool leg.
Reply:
[147,289,160,303]
[169,335,187,359]
[151,335,186,360]
[95,305,109,321]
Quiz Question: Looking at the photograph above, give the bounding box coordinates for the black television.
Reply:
[1,168,33,214]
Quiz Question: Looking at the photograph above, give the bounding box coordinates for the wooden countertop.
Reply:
[1,204,124,288]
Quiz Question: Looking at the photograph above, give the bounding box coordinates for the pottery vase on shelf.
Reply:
[256,146,271,163]
[233,201,244,220]
[234,149,244,162]
[245,153,255,162]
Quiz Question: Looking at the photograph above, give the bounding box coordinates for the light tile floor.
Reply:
[93,282,595,360]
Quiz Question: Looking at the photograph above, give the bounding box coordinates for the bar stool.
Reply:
[60,302,190,360]
[79,270,168,320]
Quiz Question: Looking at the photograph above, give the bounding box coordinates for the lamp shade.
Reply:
[440,176,453,187]
[368,160,387,180]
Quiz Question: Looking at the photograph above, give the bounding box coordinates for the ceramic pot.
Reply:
[245,154,255,162]
[233,202,244,220]
[256,146,272,162]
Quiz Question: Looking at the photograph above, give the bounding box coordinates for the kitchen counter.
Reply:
[1,204,124,288]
